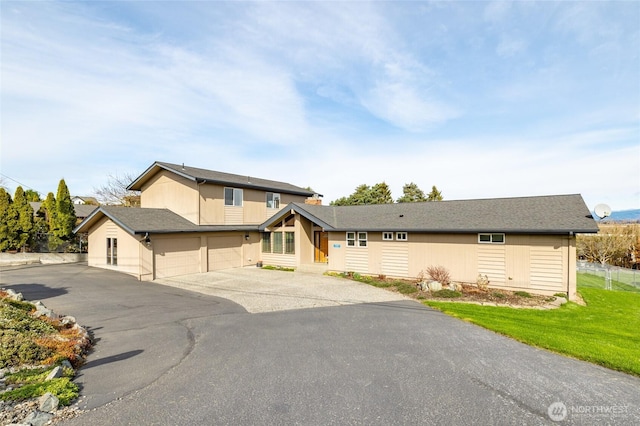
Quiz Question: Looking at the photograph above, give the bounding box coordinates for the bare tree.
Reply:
[577,224,638,268]
[93,173,140,207]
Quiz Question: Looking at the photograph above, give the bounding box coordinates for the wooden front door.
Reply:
[314,231,329,263]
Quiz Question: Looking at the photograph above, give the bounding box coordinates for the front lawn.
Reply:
[425,274,640,377]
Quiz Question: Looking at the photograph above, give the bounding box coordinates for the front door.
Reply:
[314,231,329,263]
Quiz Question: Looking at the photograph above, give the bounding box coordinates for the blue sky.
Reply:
[2,1,639,210]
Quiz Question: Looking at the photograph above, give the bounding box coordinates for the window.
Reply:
[224,187,243,206]
[261,233,271,253]
[106,238,117,265]
[396,232,408,241]
[284,214,295,227]
[358,232,367,247]
[383,232,394,241]
[285,232,295,254]
[347,232,368,247]
[478,233,505,244]
[273,232,283,254]
[266,192,281,209]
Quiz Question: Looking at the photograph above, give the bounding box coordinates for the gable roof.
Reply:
[30,202,97,219]
[261,194,599,234]
[127,161,319,197]
[73,206,259,235]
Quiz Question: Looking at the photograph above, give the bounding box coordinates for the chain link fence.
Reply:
[577,261,640,291]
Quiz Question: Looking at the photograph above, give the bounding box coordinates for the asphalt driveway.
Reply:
[1,263,639,425]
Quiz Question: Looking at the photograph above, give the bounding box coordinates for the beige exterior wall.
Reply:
[141,171,199,224]
[87,217,142,278]
[325,231,576,297]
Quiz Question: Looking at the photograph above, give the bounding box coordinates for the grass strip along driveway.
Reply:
[425,274,640,377]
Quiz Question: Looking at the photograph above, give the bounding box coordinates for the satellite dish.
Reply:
[593,203,612,220]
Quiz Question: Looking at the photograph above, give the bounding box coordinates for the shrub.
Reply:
[0,330,54,368]
[476,274,490,291]
[426,266,451,285]
[492,292,506,299]
[514,291,532,298]
[432,289,462,298]
[395,281,418,294]
[0,377,78,406]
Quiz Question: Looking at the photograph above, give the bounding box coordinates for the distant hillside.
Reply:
[601,209,640,222]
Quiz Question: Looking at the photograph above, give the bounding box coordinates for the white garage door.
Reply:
[154,237,201,279]
[208,236,242,271]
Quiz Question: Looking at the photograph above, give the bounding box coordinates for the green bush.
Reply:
[432,289,462,298]
[0,377,78,406]
[0,330,54,368]
[514,291,532,298]
[0,302,56,334]
[492,292,506,299]
[395,281,418,294]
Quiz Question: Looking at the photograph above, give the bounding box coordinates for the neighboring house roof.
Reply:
[73,206,259,235]
[127,161,319,197]
[71,196,99,205]
[261,194,599,234]
[29,202,97,219]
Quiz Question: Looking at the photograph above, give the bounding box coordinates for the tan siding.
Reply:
[530,240,564,290]
[345,248,368,273]
[87,218,140,277]
[154,237,200,278]
[505,236,531,289]
[224,206,243,225]
[478,244,506,283]
[141,171,199,224]
[381,243,409,277]
[408,234,477,282]
[327,233,346,272]
[261,253,297,268]
[199,185,224,225]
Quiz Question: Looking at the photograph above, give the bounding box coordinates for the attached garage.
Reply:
[154,237,201,278]
[208,235,243,271]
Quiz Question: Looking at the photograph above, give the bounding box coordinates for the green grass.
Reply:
[425,274,640,377]
[0,377,79,406]
[578,272,640,293]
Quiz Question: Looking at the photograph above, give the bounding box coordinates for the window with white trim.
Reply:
[266,192,281,209]
[346,232,356,247]
[358,232,367,247]
[224,187,243,206]
[383,232,394,241]
[478,233,505,244]
[106,238,117,265]
[396,232,408,241]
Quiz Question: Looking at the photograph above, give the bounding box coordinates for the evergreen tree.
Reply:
[24,189,41,202]
[370,182,393,204]
[397,182,428,203]
[13,186,34,250]
[427,185,443,201]
[0,188,15,251]
[53,179,76,241]
[42,192,56,233]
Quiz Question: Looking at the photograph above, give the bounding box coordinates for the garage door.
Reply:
[154,237,201,279]
[208,236,242,271]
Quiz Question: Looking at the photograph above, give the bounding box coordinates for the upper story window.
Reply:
[383,232,394,241]
[224,187,243,207]
[266,192,281,209]
[396,232,408,241]
[478,233,505,244]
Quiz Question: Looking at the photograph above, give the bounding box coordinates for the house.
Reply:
[30,202,97,224]
[74,161,599,300]
[71,196,99,205]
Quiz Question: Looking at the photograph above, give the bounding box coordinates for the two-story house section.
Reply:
[74,161,318,281]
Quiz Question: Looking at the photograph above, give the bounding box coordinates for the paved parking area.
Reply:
[154,267,411,313]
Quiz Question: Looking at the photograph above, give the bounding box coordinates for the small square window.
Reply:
[266,192,281,209]
[224,187,243,206]
[479,233,505,244]
[396,232,408,241]
[346,232,356,247]
[383,232,394,241]
[358,232,367,247]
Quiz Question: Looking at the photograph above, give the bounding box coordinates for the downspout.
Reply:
[568,232,573,299]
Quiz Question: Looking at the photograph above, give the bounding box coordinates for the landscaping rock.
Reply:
[38,392,59,413]
[45,366,63,381]
[31,301,57,320]
[60,315,77,326]
[60,359,73,370]
[22,410,54,426]
[3,288,24,301]
[428,281,442,292]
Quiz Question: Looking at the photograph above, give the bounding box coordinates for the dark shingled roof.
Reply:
[261,194,599,234]
[74,206,259,235]
[128,161,318,197]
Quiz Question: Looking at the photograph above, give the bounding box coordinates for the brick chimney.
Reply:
[305,195,322,205]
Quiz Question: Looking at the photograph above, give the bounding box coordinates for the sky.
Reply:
[1,1,639,211]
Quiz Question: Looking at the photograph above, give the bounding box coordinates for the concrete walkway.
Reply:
[154,267,411,313]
